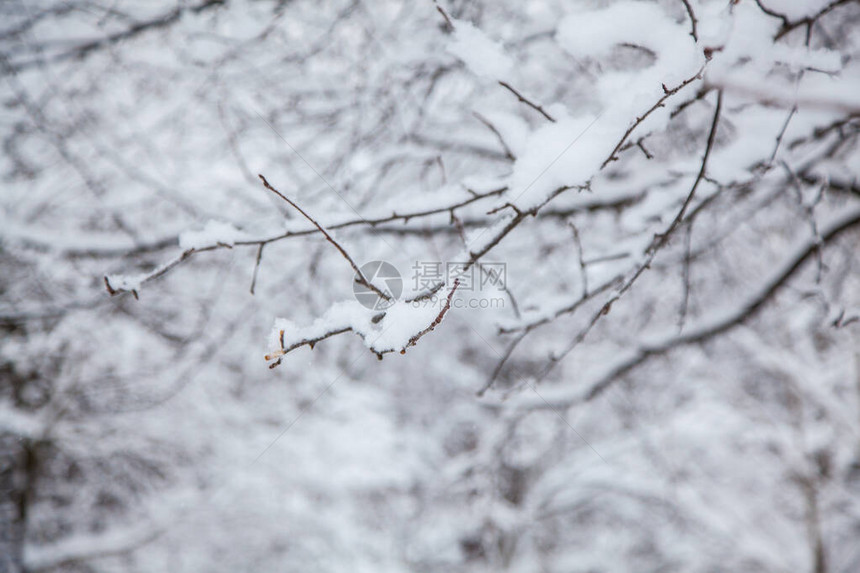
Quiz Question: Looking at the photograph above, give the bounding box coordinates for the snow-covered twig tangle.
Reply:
[524,205,860,411]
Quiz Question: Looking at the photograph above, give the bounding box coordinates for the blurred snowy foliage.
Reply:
[2,0,860,571]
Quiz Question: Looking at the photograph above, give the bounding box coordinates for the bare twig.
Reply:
[402,279,459,353]
[249,244,265,295]
[602,66,705,168]
[781,161,825,283]
[432,3,556,124]
[788,114,860,151]
[434,1,454,30]
[265,326,354,369]
[568,222,589,298]
[754,0,790,27]
[670,86,713,119]
[636,138,653,160]
[410,208,531,302]
[258,174,390,301]
[476,331,527,397]
[680,0,698,41]
[473,111,516,160]
[477,274,620,395]
[499,274,621,335]
[105,250,194,297]
[498,81,557,123]
[649,89,722,254]
[767,106,797,167]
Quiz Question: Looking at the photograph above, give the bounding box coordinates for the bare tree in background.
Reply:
[2,1,860,571]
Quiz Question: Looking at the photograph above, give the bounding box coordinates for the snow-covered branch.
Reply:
[526,204,860,411]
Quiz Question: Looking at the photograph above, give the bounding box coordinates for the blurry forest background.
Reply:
[2,0,860,571]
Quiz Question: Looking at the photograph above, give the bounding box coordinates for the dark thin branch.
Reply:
[476,275,620,396]
[781,161,825,283]
[768,106,798,167]
[670,86,713,119]
[476,331,527,397]
[402,279,459,353]
[253,185,505,234]
[473,111,516,161]
[340,191,645,237]
[800,173,860,199]
[15,235,178,259]
[754,0,790,27]
[602,66,705,168]
[265,326,354,369]
[258,174,389,301]
[649,89,723,254]
[568,222,588,298]
[499,275,620,335]
[498,81,557,123]
[105,250,195,297]
[680,0,698,41]
[249,244,265,295]
[788,114,860,150]
[407,133,511,160]
[636,139,653,160]
[410,209,530,303]
[434,2,454,30]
